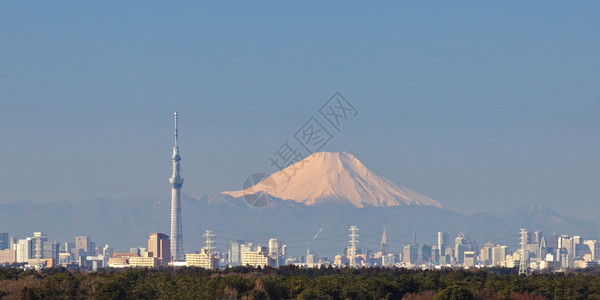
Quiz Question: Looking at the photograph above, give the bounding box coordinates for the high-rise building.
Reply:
[583,240,599,261]
[534,231,543,245]
[348,226,359,267]
[431,246,439,264]
[572,236,583,258]
[464,251,476,267]
[491,245,506,266]
[229,240,243,265]
[148,233,171,266]
[403,245,419,264]
[418,244,432,264]
[380,226,389,256]
[558,235,579,258]
[75,236,92,255]
[455,234,466,264]
[42,241,59,261]
[547,232,559,250]
[30,232,52,268]
[480,246,492,266]
[169,112,184,261]
[0,233,9,250]
[437,232,449,256]
[268,238,279,257]
[16,238,33,263]
[32,232,49,262]
[539,237,547,260]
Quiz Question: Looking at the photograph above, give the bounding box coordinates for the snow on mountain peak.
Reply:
[222,152,442,208]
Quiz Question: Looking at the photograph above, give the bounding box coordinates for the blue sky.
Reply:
[1,2,599,218]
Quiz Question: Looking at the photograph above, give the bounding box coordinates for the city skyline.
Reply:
[1,2,599,219]
[2,224,598,273]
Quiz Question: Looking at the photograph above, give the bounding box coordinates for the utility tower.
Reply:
[519,228,529,276]
[170,112,184,261]
[203,230,216,269]
[348,226,359,267]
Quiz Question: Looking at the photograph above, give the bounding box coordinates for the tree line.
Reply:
[1,265,600,299]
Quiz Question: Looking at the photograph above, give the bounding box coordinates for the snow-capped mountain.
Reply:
[222,152,442,208]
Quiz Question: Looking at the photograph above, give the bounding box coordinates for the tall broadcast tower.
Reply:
[170,112,184,261]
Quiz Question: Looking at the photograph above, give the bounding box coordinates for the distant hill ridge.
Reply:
[1,152,597,255]
[0,195,597,255]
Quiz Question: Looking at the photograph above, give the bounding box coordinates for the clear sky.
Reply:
[1,2,599,218]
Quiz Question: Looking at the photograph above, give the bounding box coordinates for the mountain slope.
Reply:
[223,152,442,208]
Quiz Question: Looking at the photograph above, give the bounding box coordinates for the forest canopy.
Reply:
[1,266,600,299]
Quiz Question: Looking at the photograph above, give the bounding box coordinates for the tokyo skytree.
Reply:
[169,112,184,261]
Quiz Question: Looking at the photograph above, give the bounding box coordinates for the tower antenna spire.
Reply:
[174,112,179,147]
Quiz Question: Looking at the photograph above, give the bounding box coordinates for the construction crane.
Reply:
[306,227,324,264]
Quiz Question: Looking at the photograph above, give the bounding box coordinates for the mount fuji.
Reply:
[223,152,442,208]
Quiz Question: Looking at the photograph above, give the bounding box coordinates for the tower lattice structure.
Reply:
[519,228,529,276]
[204,230,216,269]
